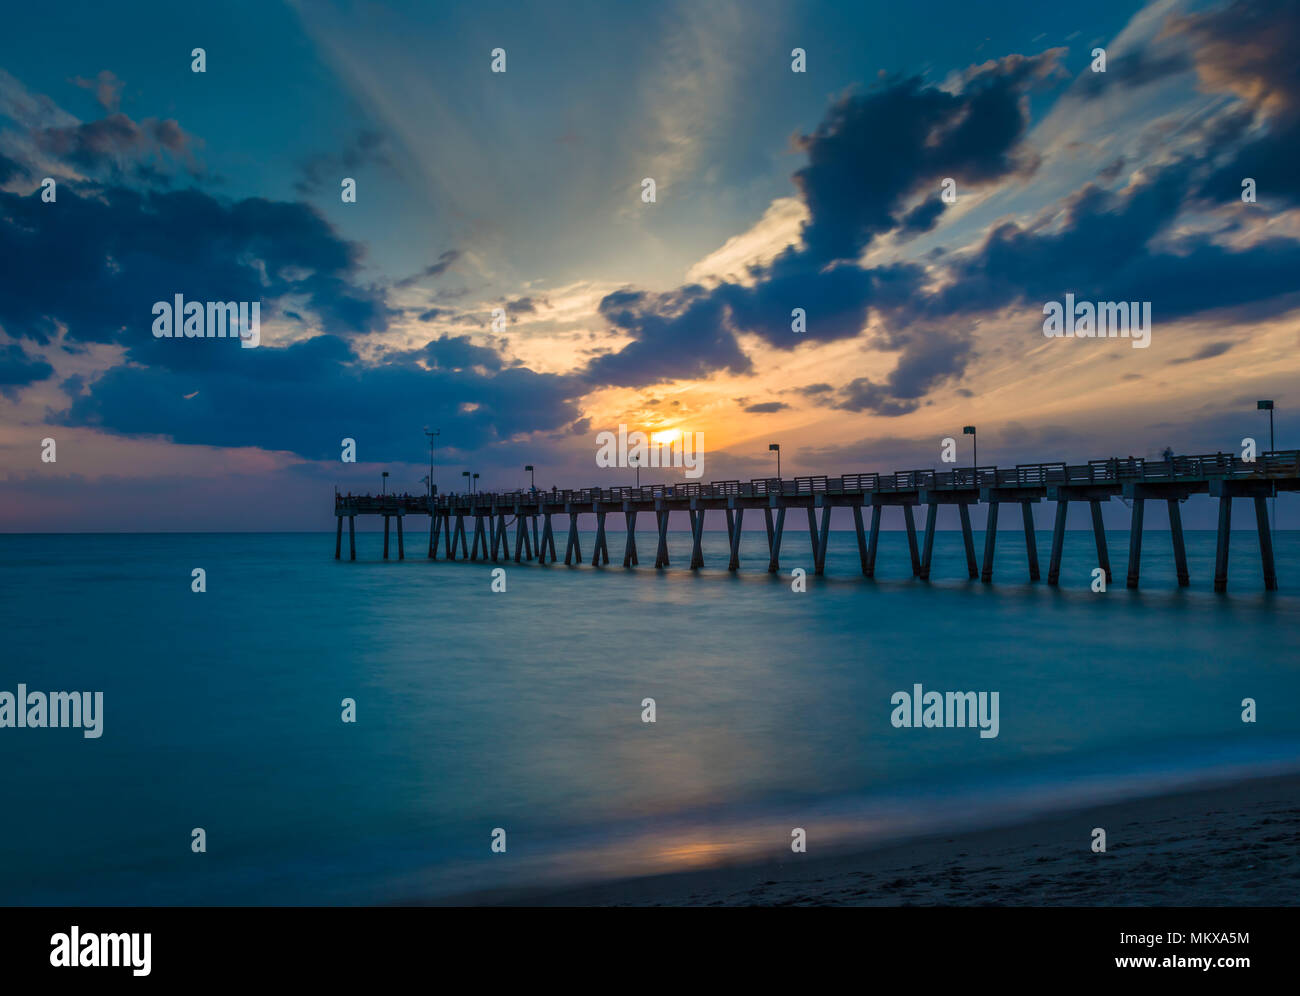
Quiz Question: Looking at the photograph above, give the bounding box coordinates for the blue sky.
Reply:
[2,0,1299,529]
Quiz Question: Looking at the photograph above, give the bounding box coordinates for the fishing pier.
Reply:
[333,450,1300,591]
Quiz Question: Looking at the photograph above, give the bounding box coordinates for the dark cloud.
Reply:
[1072,48,1193,100]
[1175,0,1300,207]
[1170,341,1235,364]
[70,70,124,112]
[743,401,788,414]
[581,52,1060,403]
[0,182,388,349]
[59,334,583,462]
[295,129,393,195]
[0,341,53,390]
[418,334,503,372]
[32,112,201,182]
[0,153,23,184]
[583,286,751,388]
[395,249,461,288]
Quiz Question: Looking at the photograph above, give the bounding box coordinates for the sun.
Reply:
[651,428,681,446]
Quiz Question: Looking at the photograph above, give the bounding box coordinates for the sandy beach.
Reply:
[503,772,1300,906]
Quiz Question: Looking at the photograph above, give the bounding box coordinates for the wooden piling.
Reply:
[1090,500,1111,583]
[383,515,390,560]
[396,515,404,560]
[348,515,356,561]
[1167,499,1189,586]
[1214,496,1232,593]
[852,506,869,575]
[335,516,342,560]
[865,505,882,578]
[689,507,705,569]
[1125,497,1144,589]
[919,504,937,580]
[1022,501,1040,581]
[1255,495,1277,591]
[903,505,921,577]
[623,510,638,567]
[1047,499,1067,585]
[727,507,744,571]
[981,502,999,582]
[959,504,977,579]
[766,506,785,573]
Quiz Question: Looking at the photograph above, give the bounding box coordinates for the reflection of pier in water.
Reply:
[333,450,1300,592]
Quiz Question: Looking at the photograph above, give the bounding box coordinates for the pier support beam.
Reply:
[623,511,639,567]
[591,510,609,566]
[919,504,937,581]
[1255,496,1277,591]
[808,505,831,575]
[1214,496,1232,593]
[396,515,404,560]
[689,507,706,569]
[515,513,533,563]
[655,509,670,568]
[1125,497,1145,589]
[539,513,556,564]
[865,505,882,578]
[564,513,582,566]
[451,514,468,560]
[765,506,785,573]
[959,504,978,579]
[383,515,390,560]
[348,515,356,561]
[903,506,921,577]
[335,516,342,560]
[1047,499,1067,585]
[981,502,999,583]
[1022,502,1039,581]
[853,506,869,575]
[726,507,745,571]
[472,514,488,560]
[1090,500,1111,583]
[428,513,440,559]
[1167,499,1189,586]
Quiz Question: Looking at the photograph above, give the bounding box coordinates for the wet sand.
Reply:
[503,772,1300,906]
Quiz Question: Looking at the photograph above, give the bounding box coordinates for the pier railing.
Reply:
[333,448,1298,591]
[336,449,1300,515]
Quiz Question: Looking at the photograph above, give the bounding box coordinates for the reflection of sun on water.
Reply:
[651,839,733,869]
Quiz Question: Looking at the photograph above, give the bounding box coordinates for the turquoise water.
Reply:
[1,527,1298,904]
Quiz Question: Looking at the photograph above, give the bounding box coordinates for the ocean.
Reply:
[2,526,1298,904]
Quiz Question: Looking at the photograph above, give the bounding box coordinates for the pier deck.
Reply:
[333,450,1300,591]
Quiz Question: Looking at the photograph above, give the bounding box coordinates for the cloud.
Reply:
[743,401,788,413]
[394,249,461,288]
[70,70,124,112]
[0,341,54,391]
[294,128,393,195]
[0,182,389,349]
[581,52,1062,404]
[58,334,583,462]
[32,112,202,183]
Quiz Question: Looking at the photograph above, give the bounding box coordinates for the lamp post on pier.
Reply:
[1258,400,1275,530]
[424,427,439,498]
[964,426,977,486]
[525,464,535,492]
[381,470,389,496]
[769,442,781,482]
